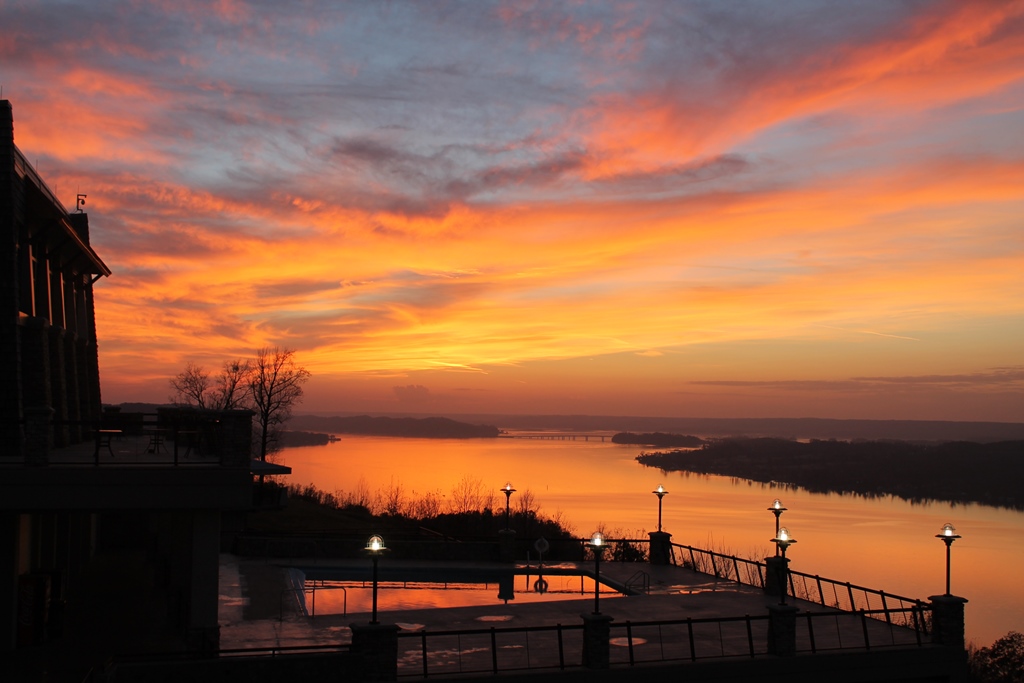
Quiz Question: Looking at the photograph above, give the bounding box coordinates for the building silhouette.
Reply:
[0,100,284,679]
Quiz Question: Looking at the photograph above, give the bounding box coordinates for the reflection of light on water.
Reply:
[308,575,622,615]
[610,637,646,646]
[672,582,748,595]
[475,615,514,622]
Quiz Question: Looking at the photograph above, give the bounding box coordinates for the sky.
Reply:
[4,0,1024,421]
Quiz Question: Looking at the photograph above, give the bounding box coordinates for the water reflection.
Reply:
[275,434,1024,645]
[306,574,620,616]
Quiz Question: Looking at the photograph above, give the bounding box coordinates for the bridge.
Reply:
[500,433,611,442]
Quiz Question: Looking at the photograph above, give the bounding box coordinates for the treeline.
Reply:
[636,438,1024,510]
[280,478,576,541]
[612,432,705,447]
[289,414,500,438]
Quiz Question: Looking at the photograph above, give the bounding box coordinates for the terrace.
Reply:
[103,539,968,682]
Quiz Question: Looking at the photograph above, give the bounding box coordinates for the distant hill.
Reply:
[288,414,500,439]
[334,413,1024,443]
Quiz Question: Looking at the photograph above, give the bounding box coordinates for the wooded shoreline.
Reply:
[636,438,1024,510]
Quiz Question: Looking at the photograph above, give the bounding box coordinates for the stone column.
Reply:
[581,612,614,669]
[648,531,672,565]
[350,622,400,681]
[24,407,53,466]
[764,555,789,597]
[929,594,968,650]
[497,529,516,563]
[767,603,799,656]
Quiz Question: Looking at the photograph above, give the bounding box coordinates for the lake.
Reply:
[273,432,1024,646]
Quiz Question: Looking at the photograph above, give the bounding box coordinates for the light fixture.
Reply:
[587,531,606,615]
[770,527,796,605]
[365,534,386,624]
[768,499,787,555]
[935,523,961,596]
[501,482,516,531]
[652,485,669,532]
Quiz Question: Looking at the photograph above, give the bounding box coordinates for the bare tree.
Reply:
[211,359,251,410]
[247,347,311,461]
[169,362,211,408]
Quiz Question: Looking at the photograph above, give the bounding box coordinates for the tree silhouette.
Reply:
[169,359,253,411]
[169,362,211,408]
[247,347,311,461]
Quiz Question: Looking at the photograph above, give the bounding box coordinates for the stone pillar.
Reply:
[929,594,968,650]
[62,332,81,443]
[648,531,672,565]
[24,407,53,466]
[186,511,221,652]
[581,612,613,669]
[350,622,400,681]
[20,318,52,422]
[764,555,789,597]
[497,529,516,563]
[767,603,799,656]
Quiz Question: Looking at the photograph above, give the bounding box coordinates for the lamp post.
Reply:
[771,527,796,605]
[587,531,606,615]
[652,485,668,532]
[501,482,516,531]
[936,523,961,597]
[365,534,385,624]
[768,499,786,556]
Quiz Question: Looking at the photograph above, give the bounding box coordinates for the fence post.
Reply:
[767,604,799,656]
[764,556,788,597]
[581,613,613,669]
[928,594,969,650]
[350,623,400,681]
[648,531,672,565]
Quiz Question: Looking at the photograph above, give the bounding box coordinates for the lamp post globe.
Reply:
[770,527,796,605]
[652,485,669,533]
[501,483,516,531]
[768,499,787,555]
[587,531,606,615]
[365,535,386,624]
[935,523,961,596]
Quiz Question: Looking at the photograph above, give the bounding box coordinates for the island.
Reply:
[636,437,1024,510]
[612,431,705,447]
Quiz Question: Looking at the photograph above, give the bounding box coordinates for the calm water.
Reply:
[273,433,1024,645]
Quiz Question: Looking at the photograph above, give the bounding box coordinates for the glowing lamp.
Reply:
[501,482,516,531]
[935,523,962,596]
[586,531,606,614]
[366,534,385,553]
[652,485,669,532]
[365,534,385,624]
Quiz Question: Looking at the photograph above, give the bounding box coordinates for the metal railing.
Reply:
[670,542,766,586]
[280,583,348,620]
[395,604,933,677]
[668,542,927,633]
[397,623,584,677]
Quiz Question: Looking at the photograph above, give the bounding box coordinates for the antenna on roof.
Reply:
[76,194,87,212]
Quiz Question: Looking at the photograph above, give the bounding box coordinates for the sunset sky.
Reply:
[4,1,1024,421]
